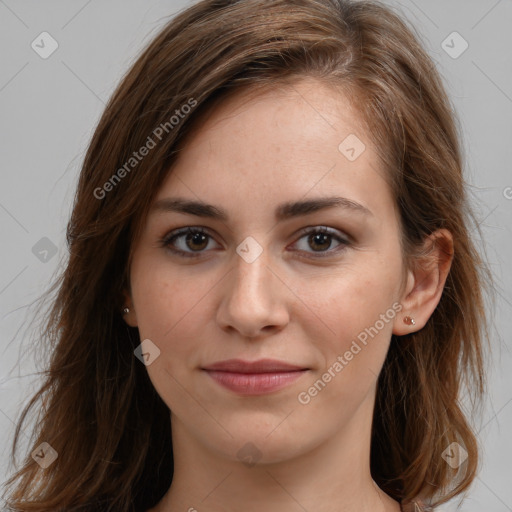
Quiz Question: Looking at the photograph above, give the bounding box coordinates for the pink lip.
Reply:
[202,358,307,373]
[201,359,309,395]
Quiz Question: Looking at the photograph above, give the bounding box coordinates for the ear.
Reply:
[393,229,454,335]
[122,288,139,328]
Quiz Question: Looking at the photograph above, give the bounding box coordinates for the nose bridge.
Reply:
[232,249,269,297]
[230,246,274,311]
[217,243,288,337]
[230,232,275,294]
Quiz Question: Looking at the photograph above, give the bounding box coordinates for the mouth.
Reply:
[201,358,309,395]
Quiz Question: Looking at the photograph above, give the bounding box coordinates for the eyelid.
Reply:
[295,225,350,242]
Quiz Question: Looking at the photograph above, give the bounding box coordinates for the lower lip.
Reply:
[203,370,308,395]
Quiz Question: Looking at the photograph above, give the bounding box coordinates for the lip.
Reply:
[202,358,307,373]
[201,358,309,395]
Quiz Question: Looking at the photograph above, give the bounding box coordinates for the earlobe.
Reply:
[392,229,454,336]
[393,269,416,336]
[122,289,138,327]
[122,305,138,327]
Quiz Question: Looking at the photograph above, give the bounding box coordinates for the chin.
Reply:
[211,425,317,466]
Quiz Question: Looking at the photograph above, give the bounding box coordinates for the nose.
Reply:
[216,250,290,339]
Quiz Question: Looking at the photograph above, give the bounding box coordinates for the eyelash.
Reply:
[160,226,351,259]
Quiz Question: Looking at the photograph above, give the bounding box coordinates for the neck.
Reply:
[150,392,401,512]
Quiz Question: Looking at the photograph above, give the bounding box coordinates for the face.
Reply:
[126,78,409,464]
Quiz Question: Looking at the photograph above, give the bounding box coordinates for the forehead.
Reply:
[180,78,367,155]
[154,78,394,226]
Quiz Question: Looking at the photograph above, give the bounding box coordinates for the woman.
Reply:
[2,0,490,511]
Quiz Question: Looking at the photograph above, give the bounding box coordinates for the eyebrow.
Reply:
[151,196,373,222]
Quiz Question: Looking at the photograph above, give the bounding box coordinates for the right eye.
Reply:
[161,227,221,257]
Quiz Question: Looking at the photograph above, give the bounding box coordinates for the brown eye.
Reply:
[292,226,350,258]
[185,231,209,251]
[162,227,219,257]
[307,231,332,251]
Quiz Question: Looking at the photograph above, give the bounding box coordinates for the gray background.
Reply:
[0,1,511,510]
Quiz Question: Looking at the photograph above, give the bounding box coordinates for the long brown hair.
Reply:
[3,0,491,510]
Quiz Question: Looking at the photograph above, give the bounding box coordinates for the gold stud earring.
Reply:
[403,315,415,326]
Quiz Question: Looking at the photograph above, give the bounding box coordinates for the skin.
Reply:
[124,77,453,512]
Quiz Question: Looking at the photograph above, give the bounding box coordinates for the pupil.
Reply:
[310,233,330,251]
[187,232,208,250]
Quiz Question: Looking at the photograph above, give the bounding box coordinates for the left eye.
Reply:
[293,226,349,257]
[161,226,349,258]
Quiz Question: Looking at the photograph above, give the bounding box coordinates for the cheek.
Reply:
[297,258,402,411]
[304,258,401,343]
[297,278,399,420]
[130,261,217,411]
[131,260,216,354]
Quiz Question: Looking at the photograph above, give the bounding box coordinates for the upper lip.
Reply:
[201,358,308,373]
